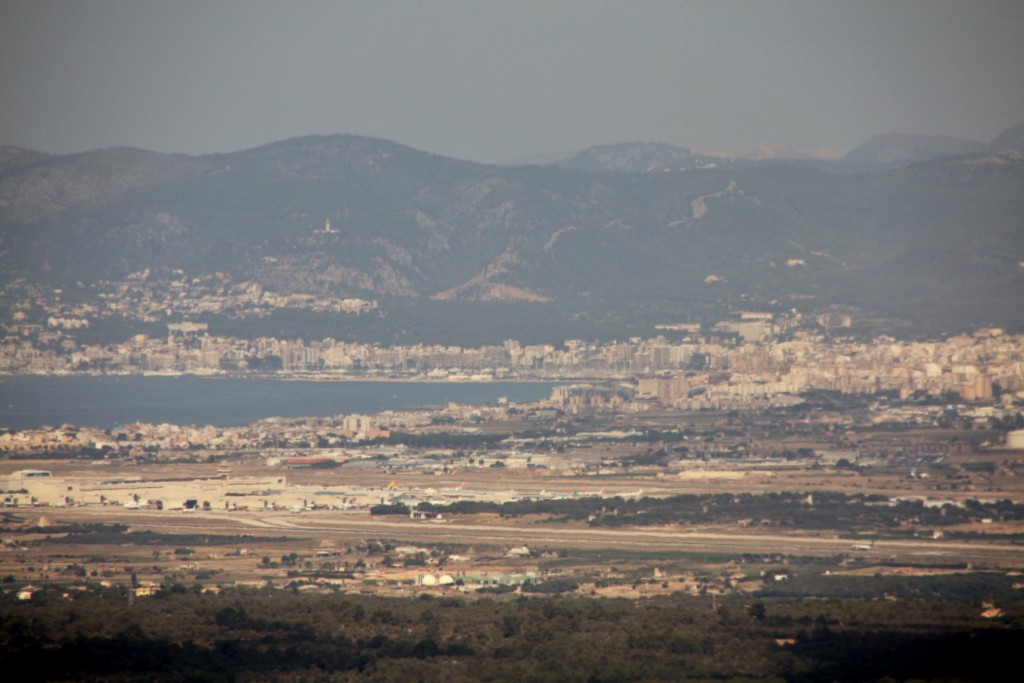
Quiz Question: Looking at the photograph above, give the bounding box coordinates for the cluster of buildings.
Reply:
[1,271,377,327]
[3,269,1023,413]
[4,320,1023,408]
[3,266,1022,404]
[0,411,408,456]
[626,329,1021,410]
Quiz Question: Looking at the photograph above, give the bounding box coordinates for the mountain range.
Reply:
[1,124,1023,343]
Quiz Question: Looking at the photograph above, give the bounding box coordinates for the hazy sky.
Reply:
[2,1,1022,162]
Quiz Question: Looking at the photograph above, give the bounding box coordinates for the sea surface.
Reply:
[0,376,558,429]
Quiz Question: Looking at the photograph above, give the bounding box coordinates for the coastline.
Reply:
[0,370,595,383]
[0,376,561,430]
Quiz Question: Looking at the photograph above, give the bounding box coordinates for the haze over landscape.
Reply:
[2,1,1023,162]
[4,3,1024,682]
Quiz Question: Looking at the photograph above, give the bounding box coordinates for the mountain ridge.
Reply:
[841,133,988,167]
[1,126,1023,339]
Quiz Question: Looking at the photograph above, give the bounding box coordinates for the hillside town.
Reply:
[1,272,378,324]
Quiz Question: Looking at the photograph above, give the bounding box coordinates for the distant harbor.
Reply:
[0,376,558,429]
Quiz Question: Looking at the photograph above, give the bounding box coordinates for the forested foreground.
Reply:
[2,588,1023,682]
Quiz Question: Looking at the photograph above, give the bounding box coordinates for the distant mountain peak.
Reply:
[696,143,841,162]
[219,133,410,161]
[555,142,713,173]
[842,133,986,166]
[990,122,1024,151]
[0,145,52,174]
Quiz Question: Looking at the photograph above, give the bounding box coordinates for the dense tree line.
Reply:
[1,588,1021,681]
[758,570,1022,601]
[419,491,1024,532]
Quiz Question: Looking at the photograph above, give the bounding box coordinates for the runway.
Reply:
[45,505,1024,566]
